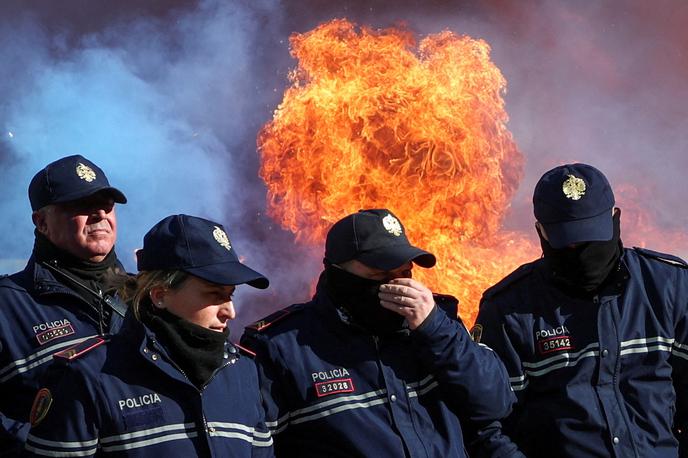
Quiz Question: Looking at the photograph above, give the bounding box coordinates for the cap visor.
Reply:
[357,245,436,270]
[54,186,127,205]
[185,261,269,289]
[543,212,613,249]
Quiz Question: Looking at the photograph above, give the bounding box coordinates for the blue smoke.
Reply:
[0,0,281,271]
[0,0,315,331]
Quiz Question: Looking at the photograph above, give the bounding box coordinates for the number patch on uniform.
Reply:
[36,324,75,345]
[538,336,573,354]
[314,378,355,398]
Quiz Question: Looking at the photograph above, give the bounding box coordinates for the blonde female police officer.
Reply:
[25,214,274,457]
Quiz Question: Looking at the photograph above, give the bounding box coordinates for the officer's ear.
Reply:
[149,286,167,309]
[32,208,49,234]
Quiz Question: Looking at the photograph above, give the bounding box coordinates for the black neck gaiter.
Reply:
[539,211,623,293]
[323,264,406,334]
[141,305,229,389]
[34,231,124,330]
[33,231,119,290]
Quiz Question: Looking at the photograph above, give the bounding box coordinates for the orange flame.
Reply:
[259,19,537,325]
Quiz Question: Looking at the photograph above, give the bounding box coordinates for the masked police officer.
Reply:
[473,163,688,457]
[25,214,273,457]
[241,208,517,457]
[0,155,129,455]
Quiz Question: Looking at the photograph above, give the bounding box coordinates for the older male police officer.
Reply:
[473,163,688,457]
[0,155,129,455]
[242,209,517,457]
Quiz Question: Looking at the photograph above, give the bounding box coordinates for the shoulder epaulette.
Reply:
[54,336,106,362]
[234,343,256,357]
[482,262,535,300]
[634,247,688,268]
[433,293,459,317]
[246,304,304,333]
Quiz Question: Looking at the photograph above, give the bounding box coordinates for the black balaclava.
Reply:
[324,263,406,334]
[141,304,229,389]
[539,210,622,293]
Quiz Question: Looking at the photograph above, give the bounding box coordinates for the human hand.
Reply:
[378,278,435,330]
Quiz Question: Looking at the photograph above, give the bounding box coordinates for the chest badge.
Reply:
[312,367,355,398]
[535,325,574,355]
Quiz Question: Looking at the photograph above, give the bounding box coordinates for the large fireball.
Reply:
[259,19,536,324]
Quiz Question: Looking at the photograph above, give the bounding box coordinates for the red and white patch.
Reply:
[314,378,355,398]
[538,335,574,355]
[30,388,53,426]
[35,323,75,345]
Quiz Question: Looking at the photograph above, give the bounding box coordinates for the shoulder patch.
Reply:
[30,388,53,427]
[482,262,535,300]
[246,304,304,333]
[470,324,483,343]
[633,247,688,268]
[54,336,106,362]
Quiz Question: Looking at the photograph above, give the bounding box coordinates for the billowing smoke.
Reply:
[0,0,311,334]
[1,0,687,333]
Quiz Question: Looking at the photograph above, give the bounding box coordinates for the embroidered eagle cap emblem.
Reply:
[213,226,232,251]
[382,214,403,236]
[75,163,97,182]
[562,174,586,200]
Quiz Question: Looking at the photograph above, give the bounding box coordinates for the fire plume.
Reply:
[259,19,537,325]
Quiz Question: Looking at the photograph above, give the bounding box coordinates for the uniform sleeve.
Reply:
[0,315,30,456]
[240,332,295,456]
[671,269,688,457]
[410,305,524,457]
[24,361,101,458]
[0,412,29,456]
[464,297,527,458]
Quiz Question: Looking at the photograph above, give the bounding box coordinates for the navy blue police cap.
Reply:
[325,209,436,271]
[533,163,615,249]
[136,214,269,289]
[29,155,127,211]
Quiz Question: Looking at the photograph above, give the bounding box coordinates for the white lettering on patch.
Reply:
[118,393,162,411]
[33,319,72,334]
[311,367,351,383]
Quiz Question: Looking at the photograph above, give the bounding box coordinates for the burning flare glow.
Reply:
[259,19,537,324]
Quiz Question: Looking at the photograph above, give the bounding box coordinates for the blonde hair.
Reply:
[118,270,189,319]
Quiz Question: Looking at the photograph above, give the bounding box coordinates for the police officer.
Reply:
[25,214,274,457]
[0,155,129,455]
[241,208,517,457]
[473,163,688,457]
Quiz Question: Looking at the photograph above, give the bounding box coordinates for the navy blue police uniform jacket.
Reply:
[24,309,274,457]
[0,257,126,455]
[240,281,518,457]
[474,247,688,458]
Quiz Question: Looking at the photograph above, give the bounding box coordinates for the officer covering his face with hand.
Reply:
[242,208,517,457]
